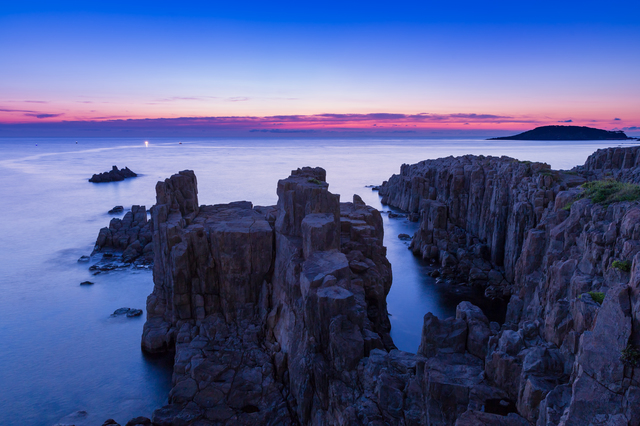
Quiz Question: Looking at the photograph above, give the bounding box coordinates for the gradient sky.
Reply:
[1,0,639,137]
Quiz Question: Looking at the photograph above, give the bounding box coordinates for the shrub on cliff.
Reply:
[621,344,640,367]
[561,202,573,211]
[612,260,632,272]
[587,291,605,305]
[580,180,640,205]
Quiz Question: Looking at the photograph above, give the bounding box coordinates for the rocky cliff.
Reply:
[379,155,584,297]
[140,168,418,425]
[127,146,640,426]
[379,146,640,425]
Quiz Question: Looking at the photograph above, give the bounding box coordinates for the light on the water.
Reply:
[145,141,149,147]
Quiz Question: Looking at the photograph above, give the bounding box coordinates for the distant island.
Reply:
[489,125,632,140]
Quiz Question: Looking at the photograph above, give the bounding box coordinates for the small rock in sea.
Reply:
[102,420,121,426]
[398,233,411,241]
[111,307,143,317]
[388,212,406,218]
[89,166,137,183]
[108,205,124,214]
[78,255,90,262]
[80,281,94,285]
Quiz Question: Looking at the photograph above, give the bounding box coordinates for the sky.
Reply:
[1,0,639,137]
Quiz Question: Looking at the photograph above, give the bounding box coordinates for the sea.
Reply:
[0,137,632,425]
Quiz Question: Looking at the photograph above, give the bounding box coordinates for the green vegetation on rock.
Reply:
[307,178,323,185]
[587,291,605,305]
[612,260,632,272]
[580,180,640,205]
[621,344,640,367]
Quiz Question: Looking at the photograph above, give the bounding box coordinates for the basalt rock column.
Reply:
[142,170,201,353]
[269,167,393,424]
[139,167,396,425]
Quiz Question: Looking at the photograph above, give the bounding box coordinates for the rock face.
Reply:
[91,205,154,266]
[89,165,138,183]
[379,146,640,425]
[578,145,640,184]
[380,154,575,296]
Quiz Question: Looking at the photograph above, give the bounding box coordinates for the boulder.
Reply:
[456,302,491,359]
[418,313,467,357]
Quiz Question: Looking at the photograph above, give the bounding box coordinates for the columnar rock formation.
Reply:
[380,155,585,296]
[380,146,640,425]
[141,168,413,425]
[133,146,640,426]
[578,146,640,184]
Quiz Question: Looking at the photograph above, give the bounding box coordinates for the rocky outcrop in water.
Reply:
[89,166,138,183]
[138,167,533,425]
[141,168,415,425]
[110,145,640,425]
[91,205,154,268]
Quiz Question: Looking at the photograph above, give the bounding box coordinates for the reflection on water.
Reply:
[0,137,626,424]
[381,207,508,352]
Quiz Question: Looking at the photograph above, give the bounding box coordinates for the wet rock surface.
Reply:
[89,166,138,183]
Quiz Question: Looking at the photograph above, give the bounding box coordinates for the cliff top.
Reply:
[489,125,631,141]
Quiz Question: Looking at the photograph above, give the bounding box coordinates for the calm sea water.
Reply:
[0,137,631,425]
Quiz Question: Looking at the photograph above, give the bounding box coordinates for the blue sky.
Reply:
[1,0,639,136]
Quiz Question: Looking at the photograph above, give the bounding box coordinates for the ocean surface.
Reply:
[0,137,633,425]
